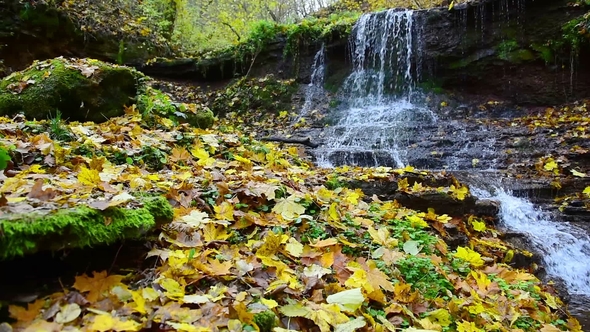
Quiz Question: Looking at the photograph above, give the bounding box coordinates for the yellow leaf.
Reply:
[471,220,486,232]
[260,298,279,309]
[214,201,234,221]
[158,278,184,300]
[130,290,146,314]
[203,223,231,242]
[449,185,469,200]
[454,247,484,267]
[426,309,452,327]
[539,324,562,332]
[285,237,303,257]
[55,303,81,324]
[233,154,252,165]
[256,231,283,257]
[78,166,101,187]
[544,159,558,172]
[398,178,409,191]
[456,321,483,332]
[448,0,455,10]
[272,195,306,220]
[407,215,428,228]
[583,186,590,197]
[328,202,340,221]
[368,226,398,248]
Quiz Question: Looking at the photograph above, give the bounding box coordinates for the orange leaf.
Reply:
[9,299,45,323]
[73,271,124,302]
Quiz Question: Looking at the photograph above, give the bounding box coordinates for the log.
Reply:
[261,136,319,148]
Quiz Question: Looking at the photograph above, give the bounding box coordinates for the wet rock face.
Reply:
[414,0,590,105]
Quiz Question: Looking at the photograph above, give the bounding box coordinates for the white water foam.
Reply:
[472,187,590,295]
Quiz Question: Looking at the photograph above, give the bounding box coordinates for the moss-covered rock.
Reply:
[137,86,215,129]
[209,75,297,116]
[0,196,173,260]
[0,57,140,122]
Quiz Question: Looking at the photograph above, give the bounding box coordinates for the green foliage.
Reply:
[325,175,346,190]
[0,145,11,171]
[48,111,74,142]
[562,12,590,51]
[497,40,519,60]
[395,256,453,299]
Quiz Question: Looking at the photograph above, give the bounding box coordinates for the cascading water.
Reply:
[296,44,327,123]
[315,9,436,168]
[471,186,590,295]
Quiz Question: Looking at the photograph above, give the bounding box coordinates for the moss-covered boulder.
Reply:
[0,57,140,123]
[0,196,173,260]
[138,86,215,129]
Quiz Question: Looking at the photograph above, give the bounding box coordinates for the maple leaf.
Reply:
[449,185,469,200]
[368,226,398,248]
[454,247,484,267]
[285,237,303,257]
[214,201,234,221]
[73,271,124,302]
[179,210,212,228]
[78,166,101,187]
[272,194,306,220]
[9,299,45,323]
[169,146,191,162]
[456,320,483,332]
[202,223,231,242]
[471,220,486,232]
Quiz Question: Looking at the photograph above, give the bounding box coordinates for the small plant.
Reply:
[0,145,12,170]
[325,175,346,190]
[48,111,73,141]
[396,256,453,299]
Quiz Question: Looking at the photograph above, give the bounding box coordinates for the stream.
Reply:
[305,8,590,328]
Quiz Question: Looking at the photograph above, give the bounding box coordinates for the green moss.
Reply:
[253,311,277,332]
[531,43,554,63]
[0,58,139,123]
[19,3,61,37]
[497,40,519,60]
[0,196,173,260]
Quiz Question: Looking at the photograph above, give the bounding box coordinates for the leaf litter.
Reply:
[0,106,583,331]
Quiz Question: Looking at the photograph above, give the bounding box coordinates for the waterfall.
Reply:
[298,44,326,120]
[315,9,436,168]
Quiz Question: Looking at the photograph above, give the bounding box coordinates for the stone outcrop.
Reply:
[0,0,172,74]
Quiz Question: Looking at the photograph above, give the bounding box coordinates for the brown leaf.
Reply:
[27,179,59,201]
